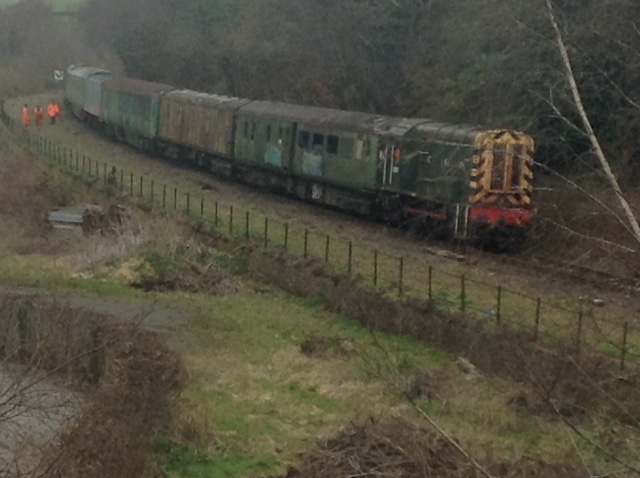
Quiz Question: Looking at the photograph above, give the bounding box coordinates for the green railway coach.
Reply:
[100,78,174,150]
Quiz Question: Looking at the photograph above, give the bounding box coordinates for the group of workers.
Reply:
[21,101,60,129]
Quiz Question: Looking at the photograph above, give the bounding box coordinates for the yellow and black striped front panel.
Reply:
[469,130,535,207]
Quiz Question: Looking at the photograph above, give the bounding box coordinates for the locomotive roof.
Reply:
[164,90,251,110]
[66,65,113,79]
[238,100,482,143]
[103,77,174,95]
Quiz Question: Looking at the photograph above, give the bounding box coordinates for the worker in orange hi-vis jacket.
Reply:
[33,105,44,129]
[47,101,60,125]
[21,104,30,129]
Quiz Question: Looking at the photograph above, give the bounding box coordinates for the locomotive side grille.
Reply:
[511,145,523,191]
[490,144,507,191]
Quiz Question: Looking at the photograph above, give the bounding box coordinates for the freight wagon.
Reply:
[64,65,535,249]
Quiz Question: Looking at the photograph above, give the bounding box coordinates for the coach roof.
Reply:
[163,90,251,110]
[103,77,174,96]
[238,100,384,134]
[66,65,112,79]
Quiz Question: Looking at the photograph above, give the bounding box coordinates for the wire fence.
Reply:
[1,105,638,371]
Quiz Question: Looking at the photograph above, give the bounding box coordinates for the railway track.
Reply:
[306,208,640,297]
[495,254,640,295]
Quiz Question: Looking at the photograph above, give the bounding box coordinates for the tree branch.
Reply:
[546,0,640,247]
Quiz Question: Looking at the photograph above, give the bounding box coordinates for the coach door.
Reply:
[379,142,402,187]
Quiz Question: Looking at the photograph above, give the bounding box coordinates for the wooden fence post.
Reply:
[284,223,289,250]
[264,217,269,249]
[621,320,629,371]
[373,250,378,287]
[325,235,330,262]
[534,298,541,342]
[496,286,502,325]
[575,309,583,355]
[461,274,466,314]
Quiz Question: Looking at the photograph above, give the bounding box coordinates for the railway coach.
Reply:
[64,65,536,250]
[64,65,114,123]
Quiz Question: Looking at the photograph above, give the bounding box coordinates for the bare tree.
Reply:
[545,0,640,247]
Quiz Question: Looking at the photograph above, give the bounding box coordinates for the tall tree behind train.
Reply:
[78,0,640,178]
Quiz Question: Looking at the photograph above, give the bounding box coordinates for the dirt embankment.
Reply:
[241,243,639,425]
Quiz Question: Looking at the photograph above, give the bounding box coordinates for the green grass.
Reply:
[157,287,639,477]
[156,440,279,478]
[0,253,141,298]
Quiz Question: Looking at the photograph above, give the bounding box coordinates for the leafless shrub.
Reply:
[283,417,587,478]
[0,293,184,478]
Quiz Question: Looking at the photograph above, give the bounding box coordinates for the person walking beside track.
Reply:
[21,104,30,130]
[33,105,44,129]
[47,101,60,125]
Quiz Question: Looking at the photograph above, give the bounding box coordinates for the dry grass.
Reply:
[287,417,589,478]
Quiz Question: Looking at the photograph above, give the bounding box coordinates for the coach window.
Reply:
[298,131,310,149]
[266,125,272,142]
[327,135,339,155]
[243,121,248,138]
[312,133,324,152]
[250,123,256,141]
